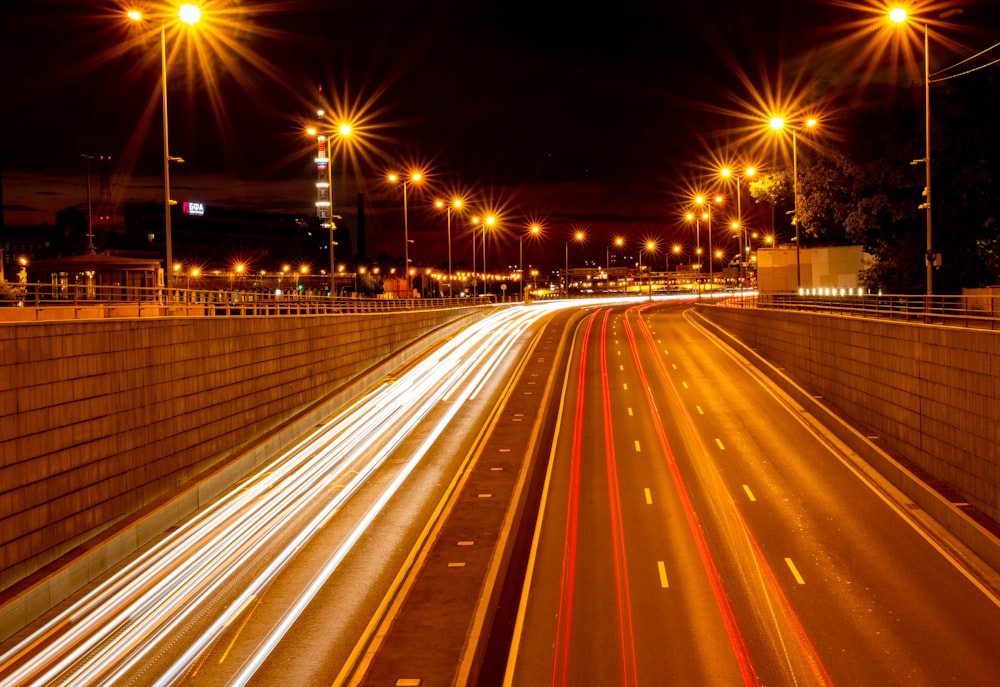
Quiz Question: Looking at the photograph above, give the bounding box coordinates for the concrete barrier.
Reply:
[0,308,483,606]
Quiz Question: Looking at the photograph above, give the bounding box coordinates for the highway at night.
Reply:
[0,302,588,686]
[2,298,998,686]
[503,300,1000,686]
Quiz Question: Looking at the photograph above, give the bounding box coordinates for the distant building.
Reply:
[119,201,353,275]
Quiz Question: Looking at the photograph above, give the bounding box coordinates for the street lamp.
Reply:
[470,216,480,295]
[721,165,756,287]
[482,215,495,298]
[388,171,423,296]
[565,230,585,298]
[127,5,202,290]
[695,194,723,294]
[888,7,961,295]
[669,244,681,282]
[435,198,463,297]
[309,121,351,297]
[520,224,541,300]
[641,240,656,301]
[769,115,817,292]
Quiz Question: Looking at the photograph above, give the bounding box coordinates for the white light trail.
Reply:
[0,300,627,686]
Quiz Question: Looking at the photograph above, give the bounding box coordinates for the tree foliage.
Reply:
[749,72,1000,293]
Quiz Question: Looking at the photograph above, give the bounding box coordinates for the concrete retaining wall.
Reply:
[0,308,479,593]
[696,304,1000,526]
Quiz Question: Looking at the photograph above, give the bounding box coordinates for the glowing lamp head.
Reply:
[721,168,732,178]
[127,10,142,21]
[338,123,352,136]
[889,7,907,23]
[770,116,785,131]
[412,172,423,182]
[388,173,399,183]
[178,3,201,25]
[746,166,756,177]
[806,118,818,128]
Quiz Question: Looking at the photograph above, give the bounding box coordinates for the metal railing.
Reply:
[749,292,1000,330]
[0,282,492,321]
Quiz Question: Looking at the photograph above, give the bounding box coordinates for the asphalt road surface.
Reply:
[504,299,1000,686]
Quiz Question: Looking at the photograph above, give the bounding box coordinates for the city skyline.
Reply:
[3,0,1000,269]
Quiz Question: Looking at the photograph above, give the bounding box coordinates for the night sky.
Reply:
[3,0,999,270]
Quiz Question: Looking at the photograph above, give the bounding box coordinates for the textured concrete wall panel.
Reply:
[0,308,475,590]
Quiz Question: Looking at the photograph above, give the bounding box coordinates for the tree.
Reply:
[775,72,1000,293]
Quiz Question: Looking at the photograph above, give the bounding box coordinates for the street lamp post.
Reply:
[436,199,462,297]
[482,216,495,298]
[128,6,203,289]
[643,240,656,302]
[520,224,540,301]
[770,116,817,292]
[696,195,722,294]
[565,231,584,298]
[889,8,961,295]
[388,172,422,297]
[721,165,756,288]
[127,3,201,289]
[470,217,479,295]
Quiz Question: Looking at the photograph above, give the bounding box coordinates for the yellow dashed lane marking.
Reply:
[786,558,805,584]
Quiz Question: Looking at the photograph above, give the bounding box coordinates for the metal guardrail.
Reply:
[0,282,493,321]
[750,292,1000,330]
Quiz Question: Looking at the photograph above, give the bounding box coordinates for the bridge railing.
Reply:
[0,282,490,321]
[751,292,1000,330]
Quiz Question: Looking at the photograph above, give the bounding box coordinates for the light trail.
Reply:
[625,303,834,686]
[598,310,639,686]
[621,304,761,686]
[0,299,624,686]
